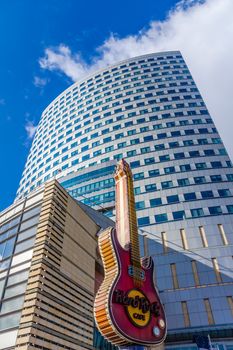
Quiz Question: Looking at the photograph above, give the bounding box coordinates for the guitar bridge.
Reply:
[128,265,145,281]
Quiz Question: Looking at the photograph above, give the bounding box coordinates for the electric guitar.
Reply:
[94,159,166,347]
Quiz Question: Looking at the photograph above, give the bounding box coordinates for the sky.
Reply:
[0,0,232,211]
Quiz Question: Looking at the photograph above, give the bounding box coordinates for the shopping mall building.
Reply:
[0,51,232,349]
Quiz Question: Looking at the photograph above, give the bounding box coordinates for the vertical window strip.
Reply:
[218,224,228,245]
[170,263,179,289]
[181,301,191,327]
[143,235,148,256]
[212,258,222,283]
[161,231,168,253]
[199,226,208,247]
[191,260,200,286]
[204,298,215,325]
[180,228,188,250]
[227,296,233,316]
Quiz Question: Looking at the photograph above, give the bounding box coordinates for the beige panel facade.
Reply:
[15,180,101,350]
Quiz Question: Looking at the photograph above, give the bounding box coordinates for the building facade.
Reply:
[15,52,233,349]
[0,180,113,349]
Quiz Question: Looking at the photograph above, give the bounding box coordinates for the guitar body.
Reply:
[94,227,166,346]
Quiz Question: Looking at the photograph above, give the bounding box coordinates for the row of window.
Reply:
[37,81,198,147]
[136,188,232,209]
[22,124,220,185]
[31,76,196,156]
[39,77,194,137]
[23,118,218,182]
[38,91,203,139]
[137,205,233,226]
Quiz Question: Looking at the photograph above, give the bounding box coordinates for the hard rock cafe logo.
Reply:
[113,289,161,328]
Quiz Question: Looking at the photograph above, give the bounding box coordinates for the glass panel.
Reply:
[0,216,20,234]
[7,270,29,286]
[17,226,37,242]
[1,295,24,314]
[2,237,16,260]
[0,279,5,299]
[14,237,35,254]
[0,259,10,272]
[4,282,27,298]
[20,216,39,231]
[0,311,21,330]
[22,206,41,221]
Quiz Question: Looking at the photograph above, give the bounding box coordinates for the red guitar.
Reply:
[94,159,166,347]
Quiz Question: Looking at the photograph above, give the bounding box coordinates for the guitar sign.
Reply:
[94,159,167,347]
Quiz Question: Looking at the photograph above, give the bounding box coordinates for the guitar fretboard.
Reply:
[115,160,141,269]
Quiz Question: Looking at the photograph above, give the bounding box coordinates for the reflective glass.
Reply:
[1,295,24,314]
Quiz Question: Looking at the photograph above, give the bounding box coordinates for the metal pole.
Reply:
[208,334,213,350]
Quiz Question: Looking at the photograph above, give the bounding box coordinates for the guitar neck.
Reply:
[115,159,141,267]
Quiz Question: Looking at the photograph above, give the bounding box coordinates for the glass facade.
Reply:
[0,202,41,348]
[15,51,233,348]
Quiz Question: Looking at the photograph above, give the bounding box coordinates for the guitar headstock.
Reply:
[115,158,132,181]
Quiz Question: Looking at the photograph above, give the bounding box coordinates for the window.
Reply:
[130,138,140,145]
[218,189,231,197]
[141,147,150,154]
[181,301,190,327]
[145,184,157,192]
[134,173,144,180]
[145,157,155,165]
[212,257,222,283]
[178,178,189,186]
[226,205,233,213]
[204,299,215,325]
[150,198,162,207]
[148,169,160,177]
[191,208,204,217]
[167,195,179,203]
[211,161,222,168]
[210,175,222,182]
[200,191,213,200]
[189,150,200,157]
[118,142,126,149]
[130,161,140,169]
[173,211,185,220]
[161,181,173,189]
[180,164,191,172]
[164,166,175,174]
[135,201,145,210]
[209,206,222,215]
[159,155,170,162]
[127,150,136,157]
[227,174,233,181]
[194,176,206,184]
[174,152,185,159]
[184,192,196,201]
[196,162,207,170]
[170,263,179,289]
[204,149,215,156]
[138,217,150,226]
[155,213,168,223]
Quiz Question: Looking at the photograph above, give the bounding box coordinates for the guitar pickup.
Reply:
[128,265,146,281]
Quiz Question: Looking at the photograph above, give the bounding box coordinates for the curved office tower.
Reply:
[16,52,233,349]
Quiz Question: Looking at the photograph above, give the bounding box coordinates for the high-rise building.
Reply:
[15,51,233,349]
[0,180,113,349]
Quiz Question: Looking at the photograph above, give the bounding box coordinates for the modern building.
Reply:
[15,51,233,349]
[0,180,113,349]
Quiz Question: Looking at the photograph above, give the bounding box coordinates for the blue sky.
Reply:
[0,0,232,211]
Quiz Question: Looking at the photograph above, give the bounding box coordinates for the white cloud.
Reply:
[39,0,233,159]
[33,76,49,88]
[25,121,37,139]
